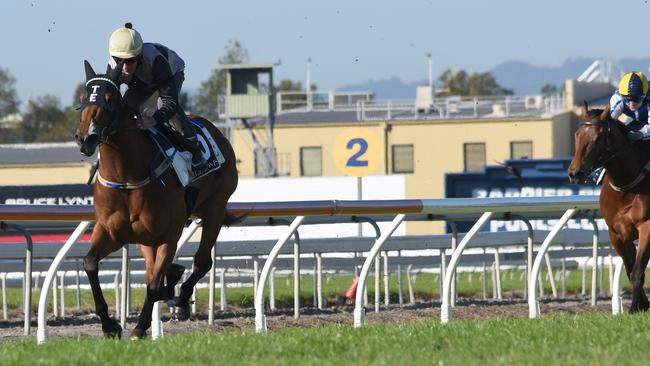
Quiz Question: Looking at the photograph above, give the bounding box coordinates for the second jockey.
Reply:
[610,71,650,140]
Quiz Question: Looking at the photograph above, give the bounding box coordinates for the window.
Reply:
[300,147,322,176]
[464,143,485,172]
[510,141,533,159]
[391,144,414,173]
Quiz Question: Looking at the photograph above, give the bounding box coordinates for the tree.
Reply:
[0,68,19,119]
[540,84,559,95]
[438,69,469,96]
[71,82,86,107]
[273,79,320,111]
[192,40,250,121]
[21,95,70,142]
[438,69,513,97]
[273,79,317,92]
[468,72,513,96]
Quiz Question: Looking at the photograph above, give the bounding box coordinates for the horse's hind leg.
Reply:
[130,242,176,340]
[84,225,124,338]
[174,205,227,321]
[630,224,650,312]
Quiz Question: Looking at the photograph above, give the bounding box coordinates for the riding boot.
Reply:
[187,136,208,170]
[171,111,208,171]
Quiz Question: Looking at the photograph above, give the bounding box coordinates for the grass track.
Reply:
[3,313,650,365]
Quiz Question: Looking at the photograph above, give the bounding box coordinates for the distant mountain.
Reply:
[336,57,650,99]
[335,76,417,100]
[490,58,594,95]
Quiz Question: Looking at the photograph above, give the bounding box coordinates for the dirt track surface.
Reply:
[0,296,616,342]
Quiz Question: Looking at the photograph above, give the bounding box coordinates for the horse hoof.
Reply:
[172,305,191,321]
[103,324,123,339]
[130,328,147,341]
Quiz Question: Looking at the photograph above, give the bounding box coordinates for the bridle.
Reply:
[578,118,634,173]
[578,117,650,191]
[79,76,124,143]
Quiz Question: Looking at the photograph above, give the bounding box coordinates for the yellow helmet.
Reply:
[618,71,648,101]
[108,23,143,59]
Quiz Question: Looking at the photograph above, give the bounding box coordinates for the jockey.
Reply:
[594,71,650,185]
[610,71,650,140]
[107,23,208,170]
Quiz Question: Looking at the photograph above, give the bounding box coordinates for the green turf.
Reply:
[2,313,650,365]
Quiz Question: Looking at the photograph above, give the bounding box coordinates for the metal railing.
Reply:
[355,94,567,121]
[0,195,628,342]
[276,91,374,114]
[218,91,566,122]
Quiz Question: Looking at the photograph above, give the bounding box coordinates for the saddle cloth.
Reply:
[147,118,226,186]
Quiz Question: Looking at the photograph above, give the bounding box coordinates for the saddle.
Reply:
[148,118,225,186]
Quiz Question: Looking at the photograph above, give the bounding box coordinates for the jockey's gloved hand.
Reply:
[136,115,156,130]
[629,130,645,141]
[136,108,157,130]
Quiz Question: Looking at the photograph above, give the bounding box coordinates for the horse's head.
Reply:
[74,60,123,156]
[567,102,629,184]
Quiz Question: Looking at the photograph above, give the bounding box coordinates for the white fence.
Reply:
[0,195,628,343]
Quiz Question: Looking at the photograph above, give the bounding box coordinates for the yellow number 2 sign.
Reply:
[333,128,382,176]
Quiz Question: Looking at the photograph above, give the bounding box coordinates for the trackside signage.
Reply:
[0,184,93,205]
[445,158,604,232]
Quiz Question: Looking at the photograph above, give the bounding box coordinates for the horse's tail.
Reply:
[224,212,248,227]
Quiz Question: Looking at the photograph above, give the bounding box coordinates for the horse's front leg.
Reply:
[130,242,176,340]
[630,223,650,312]
[84,225,124,338]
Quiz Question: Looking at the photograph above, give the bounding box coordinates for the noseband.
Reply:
[578,118,650,191]
[80,77,122,143]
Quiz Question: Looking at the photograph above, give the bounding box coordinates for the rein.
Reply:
[580,120,648,191]
[94,139,173,190]
[82,77,172,190]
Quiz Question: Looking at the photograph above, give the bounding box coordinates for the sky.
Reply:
[1,0,649,109]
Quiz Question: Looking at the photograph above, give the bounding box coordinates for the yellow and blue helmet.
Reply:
[619,71,648,102]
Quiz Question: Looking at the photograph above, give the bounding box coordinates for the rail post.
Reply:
[528,209,575,318]
[0,222,33,335]
[441,212,493,323]
[354,214,405,327]
[37,221,91,344]
[255,216,305,332]
[611,260,624,315]
[588,218,599,306]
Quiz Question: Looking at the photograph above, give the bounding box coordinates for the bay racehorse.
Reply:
[74,60,238,339]
[568,102,650,312]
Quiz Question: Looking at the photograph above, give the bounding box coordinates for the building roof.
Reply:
[0,142,95,165]
[217,63,274,71]
[275,111,360,124]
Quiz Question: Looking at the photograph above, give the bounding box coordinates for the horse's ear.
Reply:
[582,101,589,120]
[599,103,611,121]
[108,61,123,82]
[84,60,96,80]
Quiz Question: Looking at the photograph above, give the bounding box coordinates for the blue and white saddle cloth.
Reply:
[148,118,226,186]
